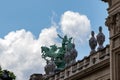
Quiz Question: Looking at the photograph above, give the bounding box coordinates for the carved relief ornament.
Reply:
[115,12,120,33]
[105,16,115,30]
[106,12,120,35]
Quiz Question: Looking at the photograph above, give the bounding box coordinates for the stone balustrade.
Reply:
[47,45,110,80]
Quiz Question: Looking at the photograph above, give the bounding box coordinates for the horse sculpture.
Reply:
[41,34,78,74]
[41,45,58,60]
[41,46,50,59]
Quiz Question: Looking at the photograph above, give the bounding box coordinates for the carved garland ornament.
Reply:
[105,12,120,34]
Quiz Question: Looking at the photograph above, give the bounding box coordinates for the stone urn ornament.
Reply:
[89,31,97,54]
[96,26,105,51]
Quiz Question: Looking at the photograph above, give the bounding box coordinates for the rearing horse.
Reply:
[41,46,50,59]
[41,45,58,60]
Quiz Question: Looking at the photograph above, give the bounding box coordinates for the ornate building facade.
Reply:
[103,0,120,80]
[29,0,120,80]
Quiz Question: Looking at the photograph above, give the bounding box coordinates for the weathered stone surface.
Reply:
[97,26,105,51]
[89,31,97,54]
[103,0,120,80]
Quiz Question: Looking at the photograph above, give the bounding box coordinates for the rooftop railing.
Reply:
[48,45,110,80]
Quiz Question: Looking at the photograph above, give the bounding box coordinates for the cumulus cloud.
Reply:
[39,26,58,46]
[0,25,59,80]
[60,11,91,44]
[0,11,91,80]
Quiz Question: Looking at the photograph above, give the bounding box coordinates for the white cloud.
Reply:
[0,26,59,80]
[60,11,91,44]
[39,26,58,47]
[0,11,91,80]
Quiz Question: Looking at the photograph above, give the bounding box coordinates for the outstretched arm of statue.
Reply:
[68,37,72,42]
[57,34,63,39]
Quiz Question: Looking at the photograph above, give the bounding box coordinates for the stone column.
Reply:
[102,0,120,80]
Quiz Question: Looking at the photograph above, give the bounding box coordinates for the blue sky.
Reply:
[0,0,109,80]
[0,0,108,38]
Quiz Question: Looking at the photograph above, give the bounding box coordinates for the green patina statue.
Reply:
[41,34,76,71]
[41,44,58,60]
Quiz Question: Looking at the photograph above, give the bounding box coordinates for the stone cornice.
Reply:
[65,58,110,80]
[108,1,120,15]
[110,33,120,40]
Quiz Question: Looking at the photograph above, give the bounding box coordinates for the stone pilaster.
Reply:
[102,0,120,80]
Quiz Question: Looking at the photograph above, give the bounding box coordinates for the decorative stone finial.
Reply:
[89,31,97,54]
[97,26,105,51]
